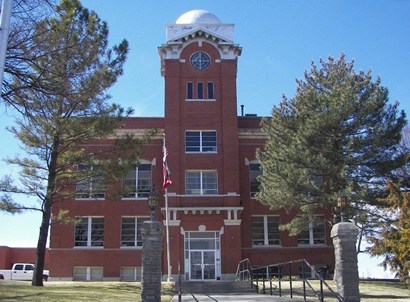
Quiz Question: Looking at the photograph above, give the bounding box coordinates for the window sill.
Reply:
[185,151,217,154]
[121,197,148,201]
[297,244,327,247]
[75,198,106,201]
[252,245,282,248]
[184,194,219,197]
[120,246,143,249]
[185,99,216,102]
[73,246,104,249]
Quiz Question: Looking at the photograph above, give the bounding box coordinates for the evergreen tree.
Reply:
[2,0,57,100]
[257,55,407,236]
[0,0,154,286]
[368,127,410,281]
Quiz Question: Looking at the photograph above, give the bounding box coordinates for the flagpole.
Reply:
[165,187,171,282]
[0,0,13,95]
[163,135,171,282]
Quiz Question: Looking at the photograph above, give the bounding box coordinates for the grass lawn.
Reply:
[254,279,409,301]
[0,280,408,301]
[0,281,175,302]
[358,281,409,302]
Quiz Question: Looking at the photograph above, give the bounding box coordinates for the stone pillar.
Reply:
[141,221,163,302]
[331,222,360,302]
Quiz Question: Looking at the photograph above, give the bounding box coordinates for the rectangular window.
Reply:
[207,82,214,99]
[121,217,149,247]
[249,163,261,198]
[298,217,326,245]
[186,131,217,153]
[187,82,193,99]
[186,82,215,100]
[75,165,105,199]
[122,164,152,198]
[74,217,104,247]
[251,216,281,246]
[120,267,143,281]
[197,82,204,99]
[73,267,103,281]
[186,171,218,195]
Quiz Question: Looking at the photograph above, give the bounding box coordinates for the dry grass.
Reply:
[358,281,409,302]
[0,281,175,302]
[0,279,408,301]
[254,279,409,301]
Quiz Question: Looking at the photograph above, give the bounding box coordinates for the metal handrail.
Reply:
[236,258,344,302]
[236,258,252,281]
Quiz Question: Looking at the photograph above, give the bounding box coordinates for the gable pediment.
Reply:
[166,22,235,42]
[159,22,241,76]
[167,27,232,44]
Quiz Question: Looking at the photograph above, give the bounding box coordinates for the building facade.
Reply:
[49,10,334,281]
[0,246,49,270]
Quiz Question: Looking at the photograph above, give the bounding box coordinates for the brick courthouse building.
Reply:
[48,10,334,281]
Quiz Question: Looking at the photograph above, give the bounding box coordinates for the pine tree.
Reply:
[258,55,407,236]
[0,0,154,286]
[2,0,57,100]
[368,127,410,281]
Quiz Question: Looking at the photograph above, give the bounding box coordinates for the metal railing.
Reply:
[177,260,182,302]
[236,258,252,282]
[236,258,344,302]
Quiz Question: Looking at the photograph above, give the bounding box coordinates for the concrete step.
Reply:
[180,281,255,294]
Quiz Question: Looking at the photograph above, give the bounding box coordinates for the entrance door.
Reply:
[185,231,220,280]
[190,250,215,280]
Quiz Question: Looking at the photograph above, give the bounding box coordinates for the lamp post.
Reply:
[332,195,360,301]
[337,196,347,222]
[141,185,163,302]
[148,186,159,221]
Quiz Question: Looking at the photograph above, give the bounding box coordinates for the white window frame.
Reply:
[74,217,104,248]
[251,216,281,247]
[297,216,326,246]
[122,162,152,199]
[249,162,262,198]
[185,131,217,153]
[73,267,103,281]
[185,170,218,195]
[120,217,150,247]
[120,267,143,281]
[75,164,105,199]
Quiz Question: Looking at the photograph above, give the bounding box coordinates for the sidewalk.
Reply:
[171,293,312,301]
[171,281,314,302]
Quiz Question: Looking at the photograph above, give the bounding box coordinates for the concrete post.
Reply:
[331,222,360,302]
[141,221,163,302]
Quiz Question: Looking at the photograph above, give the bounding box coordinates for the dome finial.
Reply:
[176,10,221,24]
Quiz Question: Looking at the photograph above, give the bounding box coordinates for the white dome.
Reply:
[176,10,221,24]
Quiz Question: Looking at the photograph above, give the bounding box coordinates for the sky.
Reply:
[1,0,409,279]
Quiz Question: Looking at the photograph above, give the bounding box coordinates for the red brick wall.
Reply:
[0,246,49,269]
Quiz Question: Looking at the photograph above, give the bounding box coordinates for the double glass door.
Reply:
[190,250,215,280]
[185,231,220,281]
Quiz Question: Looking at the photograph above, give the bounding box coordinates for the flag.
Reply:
[162,140,172,191]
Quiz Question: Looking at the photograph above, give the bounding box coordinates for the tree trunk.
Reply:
[32,135,59,286]
[32,201,51,286]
